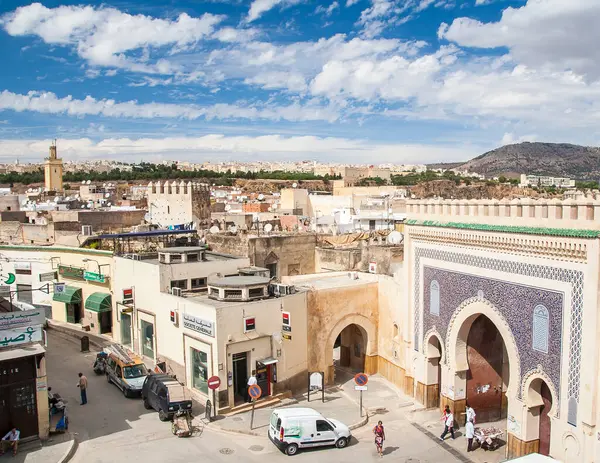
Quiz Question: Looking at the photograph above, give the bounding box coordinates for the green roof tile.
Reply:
[405,220,600,238]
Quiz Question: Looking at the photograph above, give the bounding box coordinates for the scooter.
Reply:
[93,351,108,375]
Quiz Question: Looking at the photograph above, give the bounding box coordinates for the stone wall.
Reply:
[205,233,250,257]
[248,234,316,277]
[315,247,362,272]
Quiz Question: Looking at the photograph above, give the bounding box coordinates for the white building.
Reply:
[519,174,576,188]
[146,181,210,229]
[112,247,308,411]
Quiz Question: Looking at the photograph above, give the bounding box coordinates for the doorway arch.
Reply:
[445,299,521,426]
[524,372,557,456]
[423,332,443,408]
[325,314,377,384]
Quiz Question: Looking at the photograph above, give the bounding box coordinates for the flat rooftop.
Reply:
[288,273,373,290]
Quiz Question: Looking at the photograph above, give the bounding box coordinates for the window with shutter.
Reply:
[532,304,549,353]
[430,280,440,316]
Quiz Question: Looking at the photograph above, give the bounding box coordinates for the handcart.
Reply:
[474,426,503,451]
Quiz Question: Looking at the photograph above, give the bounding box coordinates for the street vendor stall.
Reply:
[473,426,503,451]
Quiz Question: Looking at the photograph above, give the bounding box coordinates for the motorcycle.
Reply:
[93,351,108,375]
[48,387,68,433]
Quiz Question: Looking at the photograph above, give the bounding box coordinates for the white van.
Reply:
[268,407,351,456]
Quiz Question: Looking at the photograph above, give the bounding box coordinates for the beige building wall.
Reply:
[280,188,309,214]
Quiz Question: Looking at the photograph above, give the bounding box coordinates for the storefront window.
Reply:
[141,320,155,359]
[191,348,208,395]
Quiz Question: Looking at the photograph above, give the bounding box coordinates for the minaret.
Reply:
[44,140,64,191]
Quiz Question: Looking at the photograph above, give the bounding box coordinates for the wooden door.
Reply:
[466,315,504,423]
[539,382,552,455]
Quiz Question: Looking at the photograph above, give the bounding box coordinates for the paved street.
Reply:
[45,331,464,462]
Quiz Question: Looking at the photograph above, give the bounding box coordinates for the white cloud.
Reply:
[0,90,340,123]
[0,136,479,163]
[346,0,361,5]
[500,132,537,145]
[246,0,285,22]
[316,2,340,16]
[439,0,600,78]
[1,3,224,74]
[475,0,491,5]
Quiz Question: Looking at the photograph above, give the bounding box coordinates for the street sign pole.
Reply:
[247,384,262,430]
[360,390,363,418]
[250,398,255,430]
[212,388,217,421]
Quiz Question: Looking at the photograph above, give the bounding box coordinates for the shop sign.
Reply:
[84,271,106,283]
[39,271,57,282]
[58,265,85,280]
[282,311,291,333]
[183,314,214,337]
[0,285,10,297]
[14,262,31,271]
[123,288,134,303]
[244,317,256,333]
[0,326,43,347]
[0,308,45,330]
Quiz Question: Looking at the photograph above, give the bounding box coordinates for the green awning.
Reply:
[84,292,112,313]
[53,286,82,304]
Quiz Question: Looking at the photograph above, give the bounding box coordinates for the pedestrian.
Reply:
[465,418,475,452]
[466,402,476,424]
[77,372,88,405]
[373,420,385,458]
[0,427,19,456]
[440,405,455,441]
[246,371,257,403]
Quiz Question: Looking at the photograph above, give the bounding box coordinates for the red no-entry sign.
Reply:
[207,376,221,390]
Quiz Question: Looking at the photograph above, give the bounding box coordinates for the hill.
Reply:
[457,142,600,180]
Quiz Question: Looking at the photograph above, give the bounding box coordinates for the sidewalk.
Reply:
[1,433,77,463]
[409,408,508,463]
[205,383,369,436]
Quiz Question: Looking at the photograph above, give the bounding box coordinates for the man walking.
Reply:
[77,372,88,405]
[440,405,455,441]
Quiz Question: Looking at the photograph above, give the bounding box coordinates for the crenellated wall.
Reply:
[147,181,210,228]
[407,197,600,229]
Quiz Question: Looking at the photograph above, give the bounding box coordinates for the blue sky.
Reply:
[0,0,598,164]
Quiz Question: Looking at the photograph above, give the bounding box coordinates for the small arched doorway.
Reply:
[332,323,367,384]
[526,378,554,456]
[465,314,509,423]
[424,335,443,408]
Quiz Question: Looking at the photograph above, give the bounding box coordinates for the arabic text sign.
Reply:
[0,326,42,347]
[84,271,106,283]
[39,271,57,282]
[182,314,214,337]
[0,309,45,330]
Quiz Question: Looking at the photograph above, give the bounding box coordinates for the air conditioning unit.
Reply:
[270,283,296,297]
[81,225,93,236]
[171,287,182,297]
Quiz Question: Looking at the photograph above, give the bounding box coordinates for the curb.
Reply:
[208,425,262,437]
[58,433,78,463]
[339,389,369,430]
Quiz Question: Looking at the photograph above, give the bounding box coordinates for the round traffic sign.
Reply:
[207,375,221,390]
[248,384,262,400]
[354,373,368,386]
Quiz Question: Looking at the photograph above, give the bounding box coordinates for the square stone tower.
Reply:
[44,141,63,192]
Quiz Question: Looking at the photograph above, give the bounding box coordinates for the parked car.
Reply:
[268,407,351,456]
[105,349,148,398]
[141,373,193,422]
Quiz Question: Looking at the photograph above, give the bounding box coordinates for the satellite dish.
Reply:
[27,188,32,192]
[264,223,273,233]
[209,226,220,234]
[268,206,272,212]
[81,180,85,184]
[258,194,265,201]
[107,202,112,206]
[229,225,238,233]
[105,193,110,198]
[86,180,91,184]
[292,183,298,189]
[224,204,231,212]
[103,183,106,187]
[387,231,404,245]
